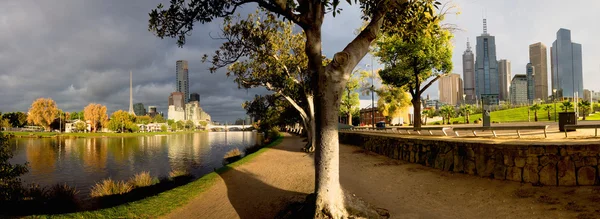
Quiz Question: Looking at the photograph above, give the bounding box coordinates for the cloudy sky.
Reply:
[1,0,598,123]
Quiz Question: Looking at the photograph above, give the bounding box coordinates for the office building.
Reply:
[551,28,583,99]
[529,42,549,101]
[176,60,190,103]
[584,89,592,102]
[169,92,185,109]
[128,71,136,116]
[438,73,464,105]
[147,106,159,118]
[510,75,528,105]
[190,93,200,102]
[498,59,511,101]
[526,63,536,103]
[475,19,499,103]
[133,103,146,116]
[462,39,476,103]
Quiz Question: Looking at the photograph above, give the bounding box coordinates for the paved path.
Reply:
[165,134,599,219]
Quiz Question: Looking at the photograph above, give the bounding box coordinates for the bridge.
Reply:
[206,124,252,132]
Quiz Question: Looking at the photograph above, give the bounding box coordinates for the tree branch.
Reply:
[420,74,445,93]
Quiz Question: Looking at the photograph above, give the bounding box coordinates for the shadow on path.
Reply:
[218,167,308,219]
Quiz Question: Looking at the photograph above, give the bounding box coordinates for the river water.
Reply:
[8,132,261,197]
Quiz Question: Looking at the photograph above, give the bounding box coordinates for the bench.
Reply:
[392,127,452,136]
[452,125,549,138]
[564,124,600,137]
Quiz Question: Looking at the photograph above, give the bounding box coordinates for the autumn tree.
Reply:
[376,85,411,124]
[84,103,108,132]
[107,110,136,133]
[374,3,453,129]
[27,98,58,131]
[203,11,316,152]
[339,70,361,125]
[149,0,441,216]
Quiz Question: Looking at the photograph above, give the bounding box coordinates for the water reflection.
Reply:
[9,132,260,197]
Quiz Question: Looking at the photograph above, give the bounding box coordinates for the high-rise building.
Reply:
[147,106,158,118]
[176,60,190,103]
[498,59,511,101]
[526,63,536,103]
[584,89,592,102]
[475,19,499,104]
[128,71,136,116]
[190,93,200,102]
[169,92,185,109]
[529,42,549,101]
[438,73,463,106]
[510,75,528,105]
[133,103,146,116]
[462,39,476,103]
[551,28,583,99]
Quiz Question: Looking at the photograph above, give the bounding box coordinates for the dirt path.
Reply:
[165,134,600,219]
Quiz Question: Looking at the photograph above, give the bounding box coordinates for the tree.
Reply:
[580,101,591,120]
[374,5,453,129]
[27,98,58,131]
[0,119,10,130]
[561,101,573,113]
[376,85,411,124]
[459,105,474,124]
[202,11,316,152]
[2,112,28,128]
[74,121,87,133]
[530,104,541,122]
[84,103,108,132]
[339,70,361,125]
[543,105,553,121]
[0,133,28,201]
[136,115,152,125]
[185,120,195,130]
[167,119,175,126]
[149,0,441,216]
[440,105,455,125]
[160,125,168,132]
[153,114,166,123]
[422,108,434,125]
[70,111,84,121]
[107,110,136,133]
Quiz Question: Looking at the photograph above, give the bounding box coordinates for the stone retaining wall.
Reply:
[339,132,600,186]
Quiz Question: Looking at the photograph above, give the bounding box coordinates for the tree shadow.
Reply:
[217,167,308,219]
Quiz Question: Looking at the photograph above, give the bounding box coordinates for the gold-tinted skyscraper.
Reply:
[438,73,464,106]
[128,70,136,116]
[529,42,548,100]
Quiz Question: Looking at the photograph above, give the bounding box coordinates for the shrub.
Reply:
[128,171,157,188]
[224,148,242,159]
[266,127,280,142]
[90,179,132,197]
[452,121,459,124]
[47,183,79,207]
[169,169,190,179]
[433,122,441,125]
[0,133,28,202]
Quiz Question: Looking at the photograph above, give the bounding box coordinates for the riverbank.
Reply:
[4,130,207,138]
[25,135,283,218]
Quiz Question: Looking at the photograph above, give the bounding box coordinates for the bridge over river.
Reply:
[206,124,252,132]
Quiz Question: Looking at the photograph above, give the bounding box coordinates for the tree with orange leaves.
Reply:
[27,98,58,131]
[83,103,108,132]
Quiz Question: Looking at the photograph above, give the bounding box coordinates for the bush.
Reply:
[128,171,158,188]
[452,121,459,124]
[90,179,132,197]
[266,127,280,143]
[224,148,242,163]
[0,133,28,202]
[169,169,190,179]
[47,183,79,207]
[433,122,441,125]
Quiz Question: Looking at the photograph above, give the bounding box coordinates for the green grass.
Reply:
[28,135,284,219]
[5,130,206,138]
[430,104,600,125]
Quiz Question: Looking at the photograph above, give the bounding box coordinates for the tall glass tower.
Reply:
[475,19,499,104]
[462,39,475,103]
[176,60,190,103]
[551,28,583,99]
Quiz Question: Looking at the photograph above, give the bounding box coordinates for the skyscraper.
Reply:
[526,63,536,103]
[133,103,146,116]
[529,42,549,101]
[510,75,528,105]
[462,39,475,103]
[176,60,190,103]
[128,71,136,116]
[551,28,583,99]
[475,19,499,104]
[498,59,511,101]
[438,73,464,106]
[190,93,200,102]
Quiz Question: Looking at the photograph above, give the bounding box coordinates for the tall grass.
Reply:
[90,179,132,198]
[224,148,242,159]
[128,171,158,188]
[169,169,190,179]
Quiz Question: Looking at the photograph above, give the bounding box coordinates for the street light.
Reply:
[553,89,557,122]
[462,94,466,123]
[366,61,375,128]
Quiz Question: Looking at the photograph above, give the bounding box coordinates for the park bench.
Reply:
[392,127,452,136]
[452,125,549,138]
[564,124,600,137]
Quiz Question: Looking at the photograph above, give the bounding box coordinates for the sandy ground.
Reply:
[165,133,600,219]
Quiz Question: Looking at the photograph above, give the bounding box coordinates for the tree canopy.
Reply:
[27,98,58,131]
[84,103,108,132]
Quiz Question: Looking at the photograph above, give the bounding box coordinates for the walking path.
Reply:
[165,134,600,219]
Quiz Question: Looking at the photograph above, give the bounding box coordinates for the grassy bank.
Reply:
[5,130,207,138]
[29,135,284,218]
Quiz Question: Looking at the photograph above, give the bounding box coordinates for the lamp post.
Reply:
[553,89,557,122]
[462,94,466,123]
[366,62,375,128]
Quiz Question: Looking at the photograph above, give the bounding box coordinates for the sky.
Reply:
[1,0,598,123]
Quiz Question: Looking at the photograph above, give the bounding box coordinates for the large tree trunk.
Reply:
[306,95,316,153]
[347,112,352,125]
[466,112,470,124]
[412,96,422,129]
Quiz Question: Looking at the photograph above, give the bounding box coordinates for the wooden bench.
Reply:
[452,125,549,138]
[564,124,600,137]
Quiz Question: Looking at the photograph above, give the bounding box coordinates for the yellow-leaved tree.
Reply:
[83,103,108,132]
[27,98,58,131]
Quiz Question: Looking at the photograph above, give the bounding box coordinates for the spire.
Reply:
[483,19,487,34]
[129,70,136,116]
[466,38,471,50]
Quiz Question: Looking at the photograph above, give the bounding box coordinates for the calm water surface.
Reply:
[9,132,261,197]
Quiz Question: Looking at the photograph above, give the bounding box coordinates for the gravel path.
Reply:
[165,134,600,219]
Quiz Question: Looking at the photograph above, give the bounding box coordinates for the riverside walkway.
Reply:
[165,133,599,219]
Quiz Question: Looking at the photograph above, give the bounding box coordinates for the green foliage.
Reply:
[0,133,28,201]
[377,85,411,122]
[107,110,137,133]
[160,125,168,132]
[184,120,195,130]
[1,112,28,128]
[0,118,10,129]
[340,70,361,122]
[135,115,152,125]
[70,111,84,121]
[579,100,591,120]
[74,121,87,132]
[243,94,300,134]
[440,105,455,125]
[530,104,541,122]
[152,114,166,123]
[561,101,573,112]
[167,119,175,126]
[198,121,208,127]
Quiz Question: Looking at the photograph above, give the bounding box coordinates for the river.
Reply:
[8,131,262,197]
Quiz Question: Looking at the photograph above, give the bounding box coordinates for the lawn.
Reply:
[5,130,206,138]
[28,135,284,218]
[431,103,600,125]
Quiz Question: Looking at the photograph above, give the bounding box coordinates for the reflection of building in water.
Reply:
[168,133,211,170]
[82,138,108,170]
[26,139,56,175]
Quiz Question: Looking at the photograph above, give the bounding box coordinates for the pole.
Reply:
[370,58,375,128]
